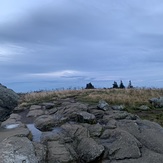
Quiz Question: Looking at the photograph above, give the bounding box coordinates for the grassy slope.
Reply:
[19,88,163,126]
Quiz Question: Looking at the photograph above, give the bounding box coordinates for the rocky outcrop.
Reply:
[98,100,110,111]
[77,138,104,162]
[1,98,163,162]
[149,97,163,108]
[0,84,19,122]
[0,136,38,163]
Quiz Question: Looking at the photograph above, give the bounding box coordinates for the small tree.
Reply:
[127,80,133,88]
[113,81,118,88]
[85,83,95,89]
[119,80,125,89]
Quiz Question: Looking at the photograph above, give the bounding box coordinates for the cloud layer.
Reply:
[1,0,163,92]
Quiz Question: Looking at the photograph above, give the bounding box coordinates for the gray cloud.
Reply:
[1,0,163,91]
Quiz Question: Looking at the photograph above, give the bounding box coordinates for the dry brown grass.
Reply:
[79,88,163,107]
[20,90,81,105]
[21,88,163,108]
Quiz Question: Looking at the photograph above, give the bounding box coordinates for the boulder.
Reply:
[100,129,141,160]
[88,123,103,137]
[111,147,163,163]
[88,108,104,119]
[102,118,117,129]
[117,119,163,155]
[41,131,60,143]
[0,136,38,163]
[77,137,104,162]
[76,111,96,124]
[47,140,77,163]
[98,100,110,111]
[61,123,89,140]
[0,84,19,122]
[149,97,163,108]
[34,115,55,131]
[135,120,163,154]
[40,127,63,143]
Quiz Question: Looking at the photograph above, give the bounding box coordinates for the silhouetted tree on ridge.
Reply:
[113,81,118,88]
[119,80,125,89]
[127,80,133,88]
[85,83,95,89]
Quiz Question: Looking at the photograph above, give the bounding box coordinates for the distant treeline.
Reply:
[85,80,133,89]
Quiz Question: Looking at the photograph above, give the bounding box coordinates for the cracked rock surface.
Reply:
[1,98,163,162]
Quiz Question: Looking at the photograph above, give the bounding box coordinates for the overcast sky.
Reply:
[1,0,163,92]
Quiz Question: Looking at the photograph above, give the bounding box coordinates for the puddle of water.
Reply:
[4,124,20,129]
[25,124,63,142]
[26,124,42,142]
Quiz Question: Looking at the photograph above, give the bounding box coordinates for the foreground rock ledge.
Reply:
[0,84,19,122]
[1,98,163,162]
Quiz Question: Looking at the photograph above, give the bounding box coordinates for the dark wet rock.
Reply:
[0,136,38,163]
[0,84,19,122]
[77,137,104,162]
[98,100,110,111]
